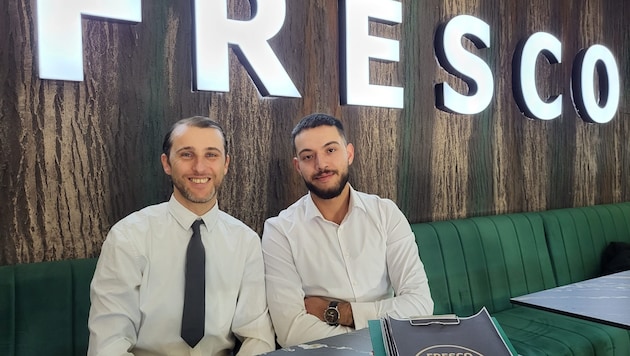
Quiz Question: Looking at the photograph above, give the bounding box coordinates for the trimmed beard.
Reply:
[172,177,217,204]
[304,170,349,200]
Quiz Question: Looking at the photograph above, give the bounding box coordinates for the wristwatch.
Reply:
[324,301,340,326]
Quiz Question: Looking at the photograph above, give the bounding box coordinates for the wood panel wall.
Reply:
[1,0,628,265]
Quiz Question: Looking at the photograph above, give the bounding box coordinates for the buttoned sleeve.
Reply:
[350,200,434,328]
[262,220,353,347]
[232,232,276,355]
[88,225,145,356]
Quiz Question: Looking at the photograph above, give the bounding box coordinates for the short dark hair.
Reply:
[162,116,228,157]
[291,113,347,151]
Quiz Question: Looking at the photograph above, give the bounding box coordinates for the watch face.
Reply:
[325,307,339,324]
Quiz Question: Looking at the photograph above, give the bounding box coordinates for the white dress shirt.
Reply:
[88,196,275,356]
[262,187,434,347]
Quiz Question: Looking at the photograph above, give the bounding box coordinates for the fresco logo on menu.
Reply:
[34,0,620,122]
[419,345,483,356]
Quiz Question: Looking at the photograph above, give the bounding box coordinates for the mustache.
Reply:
[313,169,337,179]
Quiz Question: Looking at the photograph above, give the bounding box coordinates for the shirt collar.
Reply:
[304,185,367,222]
[167,195,220,230]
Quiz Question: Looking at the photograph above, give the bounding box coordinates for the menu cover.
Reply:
[369,307,516,356]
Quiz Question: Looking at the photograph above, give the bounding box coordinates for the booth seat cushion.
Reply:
[541,202,630,286]
[0,258,97,356]
[495,306,630,356]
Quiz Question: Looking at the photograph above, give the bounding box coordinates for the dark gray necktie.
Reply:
[181,219,205,347]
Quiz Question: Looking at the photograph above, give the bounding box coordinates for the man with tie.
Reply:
[88,116,275,355]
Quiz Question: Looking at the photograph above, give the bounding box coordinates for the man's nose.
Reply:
[192,157,206,172]
[314,155,327,171]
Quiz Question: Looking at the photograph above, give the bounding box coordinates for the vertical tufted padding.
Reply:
[0,258,97,356]
[413,212,555,316]
[542,202,630,286]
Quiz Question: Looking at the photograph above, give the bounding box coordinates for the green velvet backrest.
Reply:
[541,202,630,286]
[412,213,557,316]
[0,258,97,356]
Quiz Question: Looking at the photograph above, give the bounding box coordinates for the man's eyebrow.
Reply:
[297,148,313,156]
[297,141,341,156]
[175,146,223,153]
[175,146,193,153]
[323,141,341,147]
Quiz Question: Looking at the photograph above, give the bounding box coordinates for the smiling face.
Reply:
[293,125,354,200]
[161,125,230,215]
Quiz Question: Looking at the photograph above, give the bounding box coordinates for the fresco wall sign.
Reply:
[35,0,620,122]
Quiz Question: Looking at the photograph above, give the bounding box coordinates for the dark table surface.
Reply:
[261,328,373,355]
[511,270,630,329]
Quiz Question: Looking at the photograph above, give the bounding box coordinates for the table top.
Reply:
[511,270,630,329]
[261,328,373,355]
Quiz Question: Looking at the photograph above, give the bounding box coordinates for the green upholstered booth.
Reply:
[0,258,97,356]
[1,203,630,355]
[412,203,630,356]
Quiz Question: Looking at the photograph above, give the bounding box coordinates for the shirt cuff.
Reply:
[348,302,378,330]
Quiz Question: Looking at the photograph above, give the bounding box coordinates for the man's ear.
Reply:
[293,157,301,174]
[161,153,172,175]
[346,143,355,165]
[224,154,230,175]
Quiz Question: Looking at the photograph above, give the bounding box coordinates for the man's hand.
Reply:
[304,296,354,327]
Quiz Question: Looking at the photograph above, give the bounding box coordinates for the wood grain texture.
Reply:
[0,0,629,264]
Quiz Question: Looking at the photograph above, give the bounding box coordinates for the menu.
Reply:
[369,307,516,356]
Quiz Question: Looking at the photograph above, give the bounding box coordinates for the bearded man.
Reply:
[261,113,434,347]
